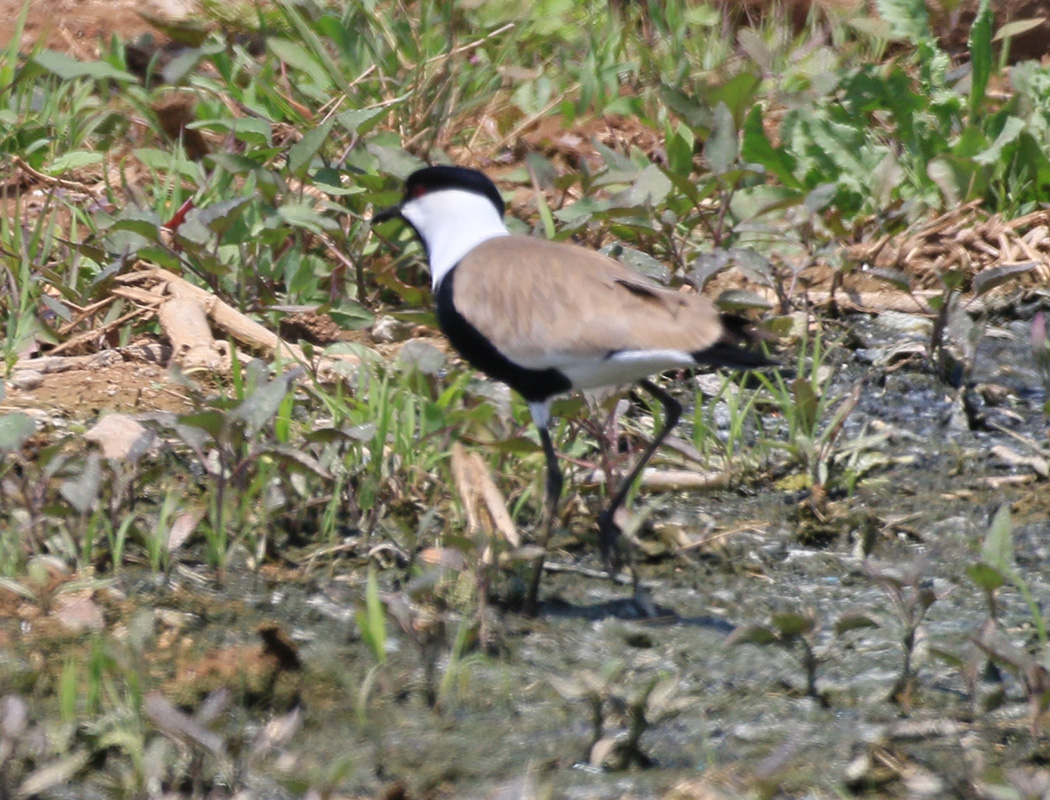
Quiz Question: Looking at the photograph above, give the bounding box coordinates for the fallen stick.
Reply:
[114,265,359,377]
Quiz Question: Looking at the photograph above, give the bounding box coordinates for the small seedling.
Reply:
[728,607,825,702]
[550,663,691,770]
[966,504,1047,646]
[861,560,940,708]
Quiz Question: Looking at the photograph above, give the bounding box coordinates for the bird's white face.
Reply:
[400,188,510,287]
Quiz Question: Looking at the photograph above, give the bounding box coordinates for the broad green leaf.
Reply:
[665,122,695,177]
[49,151,103,175]
[740,105,800,189]
[230,368,303,437]
[268,38,332,89]
[60,453,102,515]
[288,117,335,179]
[834,612,880,635]
[981,504,1014,573]
[366,143,425,179]
[973,116,1025,166]
[771,611,813,637]
[161,41,225,84]
[32,49,136,82]
[197,197,251,236]
[277,202,339,234]
[704,102,737,175]
[994,17,1046,42]
[176,410,227,444]
[329,300,375,331]
[716,289,774,311]
[337,108,385,136]
[615,164,672,208]
[707,71,762,122]
[106,217,163,243]
[726,624,778,646]
[966,562,1006,592]
[198,117,274,146]
[0,413,35,452]
[612,246,670,283]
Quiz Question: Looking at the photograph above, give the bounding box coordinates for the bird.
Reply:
[373,165,773,614]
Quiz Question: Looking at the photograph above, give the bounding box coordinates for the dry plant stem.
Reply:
[112,266,358,376]
[46,306,154,357]
[9,155,97,193]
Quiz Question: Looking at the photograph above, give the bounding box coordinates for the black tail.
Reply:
[692,313,777,370]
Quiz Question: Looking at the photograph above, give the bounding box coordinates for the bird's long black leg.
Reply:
[525,419,563,617]
[597,379,682,582]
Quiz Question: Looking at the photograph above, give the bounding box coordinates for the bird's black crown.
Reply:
[403,166,505,217]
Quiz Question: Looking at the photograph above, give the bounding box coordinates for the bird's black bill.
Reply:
[371,204,402,225]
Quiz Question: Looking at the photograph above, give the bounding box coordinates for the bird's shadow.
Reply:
[536,594,735,633]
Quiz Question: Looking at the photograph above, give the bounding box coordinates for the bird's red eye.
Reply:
[411,185,427,198]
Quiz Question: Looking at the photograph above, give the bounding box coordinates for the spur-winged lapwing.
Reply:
[374,165,773,613]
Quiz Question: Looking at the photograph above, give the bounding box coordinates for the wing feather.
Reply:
[451,236,725,370]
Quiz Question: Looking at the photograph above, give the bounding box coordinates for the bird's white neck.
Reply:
[400,188,510,288]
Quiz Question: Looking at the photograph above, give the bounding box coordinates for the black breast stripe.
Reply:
[435,265,572,404]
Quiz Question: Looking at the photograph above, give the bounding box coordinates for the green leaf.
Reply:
[337,108,385,136]
[726,624,778,646]
[107,216,163,242]
[715,289,774,311]
[966,563,1006,592]
[229,368,303,437]
[973,116,1025,166]
[355,569,387,664]
[704,102,738,175]
[60,453,102,515]
[615,164,672,207]
[0,412,36,452]
[834,612,880,635]
[288,117,335,179]
[666,122,695,177]
[176,410,227,444]
[994,17,1046,42]
[981,504,1014,573]
[792,377,819,435]
[276,202,339,234]
[366,143,425,179]
[32,49,136,82]
[771,611,813,637]
[741,105,800,189]
[49,151,103,175]
[198,117,274,146]
[612,246,670,283]
[329,300,375,331]
[875,0,931,42]
[268,38,332,89]
[968,0,993,121]
[197,197,251,236]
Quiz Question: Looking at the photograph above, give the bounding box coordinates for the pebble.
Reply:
[8,370,43,390]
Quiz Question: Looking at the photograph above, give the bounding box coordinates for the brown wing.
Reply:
[452,236,725,369]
